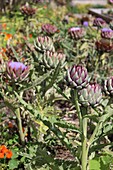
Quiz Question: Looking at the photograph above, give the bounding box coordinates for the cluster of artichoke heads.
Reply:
[65,64,103,107]
[34,27,66,69]
[95,27,113,52]
[66,64,113,107]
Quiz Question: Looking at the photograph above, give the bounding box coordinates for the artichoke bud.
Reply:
[41,23,58,35]
[43,50,66,68]
[95,38,113,52]
[68,27,85,40]
[65,65,90,89]
[79,83,102,107]
[93,18,107,28]
[34,36,55,52]
[101,28,113,39]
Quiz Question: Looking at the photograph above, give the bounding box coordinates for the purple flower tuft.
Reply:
[8,61,27,71]
[83,21,89,27]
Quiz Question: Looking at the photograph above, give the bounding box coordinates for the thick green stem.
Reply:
[73,90,88,170]
[81,107,88,170]
[82,115,88,170]
[16,108,25,145]
[74,89,82,131]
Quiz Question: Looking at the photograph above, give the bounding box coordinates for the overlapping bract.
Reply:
[20,3,36,16]
[104,76,113,95]
[66,65,90,89]
[93,18,107,28]
[68,27,85,40]
[41,23,58,35]
[6,61,29,82]
[101,28,113,39]
[43,50,66,69]
[34,36,55,52]
[95,38,113,52]
[79,83,102,107]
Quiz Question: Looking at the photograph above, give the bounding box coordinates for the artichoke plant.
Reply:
[101,28,113,39]
[79,83,102,107]
[43,50,66,69]
[93,18,107,28]
[104,76,113,95]
[6,61,29,82]
[34,36,55,52]
[41,23,58,35]
[65,65,90,89]
[95,38,113,52]
[68,27,85,40]
[20,3,36,16]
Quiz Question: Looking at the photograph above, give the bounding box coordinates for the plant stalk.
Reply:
[82,114,88,170]
[16,108,25,145]
[73,90,88,170]
[74,89,82,131]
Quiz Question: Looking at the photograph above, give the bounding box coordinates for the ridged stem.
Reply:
[16,108,25,145]
[81,107,88,170]
[74,89,82,131]
[73,90,88,170]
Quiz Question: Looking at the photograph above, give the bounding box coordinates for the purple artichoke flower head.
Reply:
[68,27,85,40]
[79,83,102,107]
[66,65,90,89]
[101,28,113,39]
[7,61,29,82]
[83,21,89,27]
[104,76,113,95]
[93,17,107,27]
[8,61,27,71]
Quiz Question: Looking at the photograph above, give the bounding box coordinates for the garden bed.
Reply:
[1,1,113,170]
